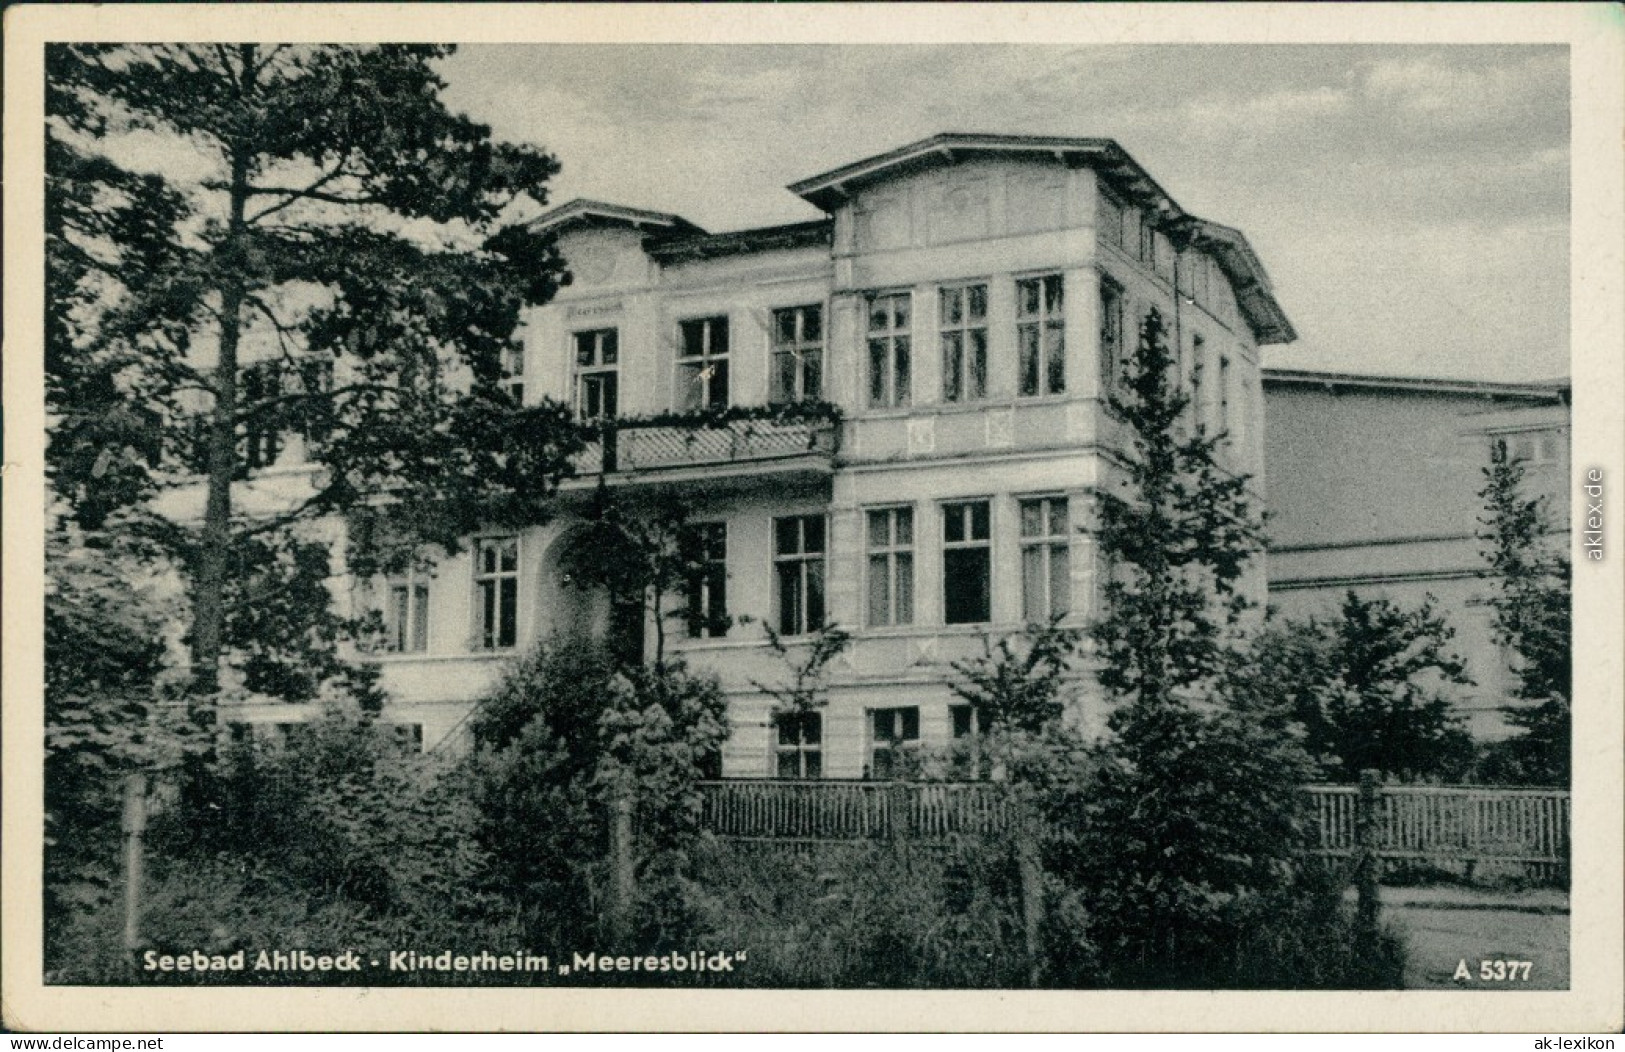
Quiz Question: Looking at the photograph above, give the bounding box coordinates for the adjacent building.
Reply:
[1261,368,1571,738]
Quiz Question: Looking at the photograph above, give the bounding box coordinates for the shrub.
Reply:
[689,838,1028,989]
[1247,593,1476,783]
[465,638,729,950]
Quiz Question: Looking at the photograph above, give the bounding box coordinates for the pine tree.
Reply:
[1092,306,1264,709]
[46,45,584,704]
[1477,439,1571,785]
[1071,305,1317,986]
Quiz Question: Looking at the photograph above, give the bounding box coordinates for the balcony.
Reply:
[568,415,839,487]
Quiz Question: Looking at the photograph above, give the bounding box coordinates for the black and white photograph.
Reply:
[5,2,1622,1035]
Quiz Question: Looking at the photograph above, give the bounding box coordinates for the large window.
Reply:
[774,711,822,779]
[297,357,334,455]
[1018,275,1065,397]
[950,703,984,779]
[1099,278,1125,395]
[1097,190,1127,250]
[770,305,823,403]
[866,292,912,408]
[774,515,826,636]
[943,501,992,625]
[940,283,988,403]
[682,522,728,639]
[1020,497,1071,623]
[574,329,619,420]
[678,316,729,411]
[240,360,284,470]
[868,706,920,780]
[1218,354,1231,438]
[866,507,914,627]
[1500,430,1565,466]
[499,345,525,403]
[384,571,431,653]
[474,536,519,651]
[1190,334,1206,427]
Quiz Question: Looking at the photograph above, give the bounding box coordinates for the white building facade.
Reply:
[279,134,1295,777]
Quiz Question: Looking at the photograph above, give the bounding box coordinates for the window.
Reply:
[1138,215,1156,264]
[1099,279,1125,395]
[868,706,920,780]
[950,703,985,779]
[773,515,826,635]
[474,536,519,650]
[678,316,729,411]
[1097,190,1126,250]
[387,722,424,754]
[943,501,992,625]
[1501,431,1564,466]
[774,711,822,779]
[240,360,284,470]
[1190,334,1206,427]
[573,329,619,420]
[1020,497,1071,622]
[866,507,914,627]
[1218,354,1231,437]
[682,522,728,639]
[866,292,912,408]
[940,283,988,403]
[499,346,525,403]
[296,357,334,455]
[1018,275,1065,396]
[384,571,431,653]
[770,305,823,403]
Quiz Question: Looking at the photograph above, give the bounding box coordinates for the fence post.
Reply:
[1015,801,1045,989]
[605,787,635,945]
[121,771,149,955]
[1355,769,1381,940]
[887,782,909,844]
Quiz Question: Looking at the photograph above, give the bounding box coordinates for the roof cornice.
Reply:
[529,198,706,237]
[1263,367,1571,402]
[647,219,833,263]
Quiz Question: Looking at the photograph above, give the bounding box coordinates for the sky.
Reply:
[439,44,1570,383]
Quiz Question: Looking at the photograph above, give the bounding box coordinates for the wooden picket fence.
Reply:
[1307,783,1569,880]
[697,780,1569,879]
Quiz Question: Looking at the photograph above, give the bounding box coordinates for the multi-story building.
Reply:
[342,133,1295,776]
[1261,368,1571,738]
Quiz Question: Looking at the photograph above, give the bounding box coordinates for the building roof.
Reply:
[1263,367,1571,403]
[788,133,1295,345]
[529,198,706,237]
[646,219,833,263]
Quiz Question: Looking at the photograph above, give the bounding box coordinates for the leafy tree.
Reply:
[1477,439,1571,785]
[1248,592,1475,782]
[43,519,203,938]
[563,485,724,669]
[945,617,1092,784]
[466,640,729,948]
[750,621,854,717]
[45,44,584,705]
[1069,305,1321,986]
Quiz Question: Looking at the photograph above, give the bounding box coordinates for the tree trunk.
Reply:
[189,126,253,697]
[121,771,148,956]
[1355,768,1382,939]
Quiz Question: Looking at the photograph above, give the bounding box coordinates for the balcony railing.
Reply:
[575,417,837,476]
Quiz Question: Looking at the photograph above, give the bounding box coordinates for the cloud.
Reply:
[437,43,1571,382]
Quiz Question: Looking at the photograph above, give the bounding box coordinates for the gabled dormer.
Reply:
[788,133,1294,347]
[530,198,706,295]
